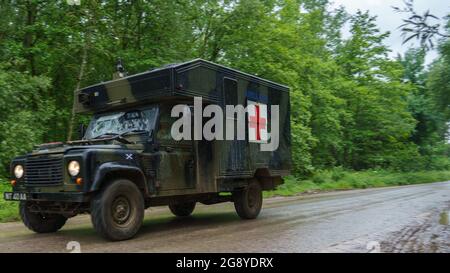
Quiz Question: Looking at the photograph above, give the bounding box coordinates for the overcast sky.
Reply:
[330,0,450,65]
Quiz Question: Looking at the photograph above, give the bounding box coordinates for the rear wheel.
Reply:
[169,202,196,217]
[20,201,67,233]
[233,181,263,219]
[90,179,144,241]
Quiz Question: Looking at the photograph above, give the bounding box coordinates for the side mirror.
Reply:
[147,130,159,151]
[147,129,154,143]
[78,124,86,139]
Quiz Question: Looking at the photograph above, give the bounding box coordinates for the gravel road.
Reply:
[1,181,449,253]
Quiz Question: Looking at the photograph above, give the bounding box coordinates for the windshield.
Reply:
[84,107,158,139]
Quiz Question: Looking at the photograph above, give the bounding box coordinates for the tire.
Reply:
[90,179,144,241]
[169,202,196,217]
[233,181,263,219]
[19,201,67,233]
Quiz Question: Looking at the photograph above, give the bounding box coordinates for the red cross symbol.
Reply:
[249,104,267,141]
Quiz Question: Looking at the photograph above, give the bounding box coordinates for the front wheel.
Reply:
[20,201,67,233]
[90,179,144,241]
[233,181,263,219]
[169,202,196,217]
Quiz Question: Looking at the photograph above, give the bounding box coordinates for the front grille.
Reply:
[24,155,64,185]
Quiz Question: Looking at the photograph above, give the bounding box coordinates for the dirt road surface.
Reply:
[1,181,449,253]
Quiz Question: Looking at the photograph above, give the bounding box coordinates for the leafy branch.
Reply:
[393,0,449,50]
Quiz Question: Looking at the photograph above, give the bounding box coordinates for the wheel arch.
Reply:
[90,162,148,195]
[253,168,283,190]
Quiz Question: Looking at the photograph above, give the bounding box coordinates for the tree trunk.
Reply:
[67,2,96,141]
[23,0,38,75]
[67,43,88,141]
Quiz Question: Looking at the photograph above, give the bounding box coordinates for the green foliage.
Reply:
[0,181,19,222]
[265,169,450,197]
[398,48,446,151]
[0,0,448,179]
[0,63,52,177]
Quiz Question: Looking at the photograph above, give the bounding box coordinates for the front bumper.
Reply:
[3,191,89,202]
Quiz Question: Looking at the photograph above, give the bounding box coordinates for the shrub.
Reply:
[331,166,346,181]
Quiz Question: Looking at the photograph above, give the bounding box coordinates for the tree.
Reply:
[0,0,448,178]
[0,63,52,176]
[335,11,418,170]
[397,48,443,149]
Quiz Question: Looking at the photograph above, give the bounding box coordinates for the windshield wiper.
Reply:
[90,130,147,144]
[119,130,148,137]
[92,133,132,144]
[92,133,118,139]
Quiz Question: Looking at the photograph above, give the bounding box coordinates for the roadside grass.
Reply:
[1,169,450,222]
[264,169,450,198]
[0,181,19,222]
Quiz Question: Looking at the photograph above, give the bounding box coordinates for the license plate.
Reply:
[3,192,27,201]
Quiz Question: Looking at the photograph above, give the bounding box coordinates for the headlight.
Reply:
[68,161,80,176]
[14,165,24,179]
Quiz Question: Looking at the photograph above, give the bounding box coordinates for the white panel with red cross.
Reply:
[247,100,268,143]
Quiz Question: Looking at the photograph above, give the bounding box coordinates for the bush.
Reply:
[386,144,425,172]
[0,180,19,222]
[428,156,450,171]
[266,169,450,197]
[312,172,328,184]
[331,166,346,181]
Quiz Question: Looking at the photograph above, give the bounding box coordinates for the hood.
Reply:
[30,141,124,156]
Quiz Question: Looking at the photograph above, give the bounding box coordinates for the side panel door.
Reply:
[220,78,248,174]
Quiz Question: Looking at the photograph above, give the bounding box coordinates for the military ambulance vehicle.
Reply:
[4,59,291,241]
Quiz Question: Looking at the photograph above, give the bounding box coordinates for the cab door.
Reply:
[155,105,195,191]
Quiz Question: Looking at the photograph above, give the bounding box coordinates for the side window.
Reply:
[157,114,175,142]
[156,105,192,145]
[142,107,159,132]
[224,78,238,106]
